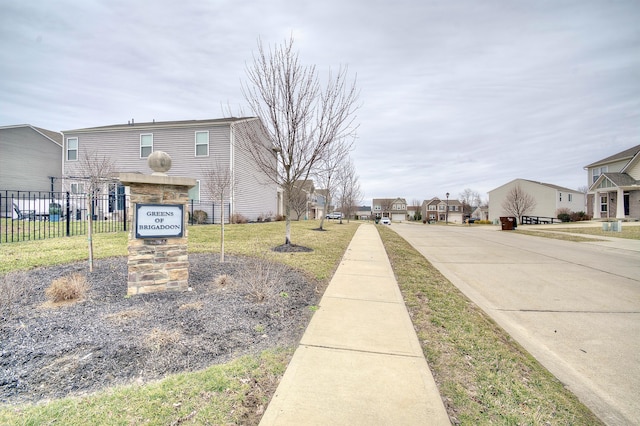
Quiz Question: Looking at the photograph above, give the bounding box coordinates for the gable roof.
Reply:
[489,178,579,194]
[63,117,256,133]
[584,144,640,168]
[597,172,639,187]
[0,124,62,146]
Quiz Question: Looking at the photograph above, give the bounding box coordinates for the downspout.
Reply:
[229,122,235,223]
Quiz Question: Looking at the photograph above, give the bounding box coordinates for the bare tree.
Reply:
[337,159,361,222]
[501,184,537,224]
[411,199,422,221]
[314,139,352,230]
[202,163,233,262]
[238,36,359,245]
[76,151,116,272]
[289,180,314,220]
[459,188,482,216]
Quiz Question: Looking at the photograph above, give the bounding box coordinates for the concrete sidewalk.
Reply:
[259,223,450,425]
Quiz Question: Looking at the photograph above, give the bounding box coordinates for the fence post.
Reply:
[123,194,128,232]
[66,192,71,237]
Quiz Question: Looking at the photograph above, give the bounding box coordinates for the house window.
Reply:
[71,183,84,194]
[559,192,562,202]
[188,180,200,202]
[428,205,436,211]
[67,138,78,161]
[593,166,607,183]
[195,131,209,157]
[439,205,445,211]
[568,194,572,202]
[374,206,381,211]
[600,196,608,212]
[140,134,153,158]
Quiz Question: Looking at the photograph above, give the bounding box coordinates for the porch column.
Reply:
[616,188,625,219]
[593,192,599,219]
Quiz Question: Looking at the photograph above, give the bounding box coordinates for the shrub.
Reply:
[231,213,248,224]
[45,273,88,303]
[275,214,285,222]
[236,257,286,304]
[214,274,232,287]
[556,208,572,222]
[571,211,590,222]
[191,210,208,224]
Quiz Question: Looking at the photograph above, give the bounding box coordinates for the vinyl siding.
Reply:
[488,179,585,222]
[231,120,278,220]
[62,118,277,222]
[0,126,62,192]
[625,159,640,180]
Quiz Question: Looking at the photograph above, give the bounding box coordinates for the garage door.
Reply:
[391,213,405,222]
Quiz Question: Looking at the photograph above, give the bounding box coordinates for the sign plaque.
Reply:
[135,204,184,239]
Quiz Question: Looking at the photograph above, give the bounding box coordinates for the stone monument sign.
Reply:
[119,151,196,295]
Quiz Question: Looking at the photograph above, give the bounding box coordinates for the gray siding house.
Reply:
[62,118,279,223]
[1,124,63,217]
[1,124,63,192]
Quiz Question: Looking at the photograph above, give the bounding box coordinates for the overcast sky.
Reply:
[1,0,639,204]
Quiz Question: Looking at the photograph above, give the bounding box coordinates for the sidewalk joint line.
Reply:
[300,343,424,359]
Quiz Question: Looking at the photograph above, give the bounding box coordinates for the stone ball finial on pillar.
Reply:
[148,151,172,176]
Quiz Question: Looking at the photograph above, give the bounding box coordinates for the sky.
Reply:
[1,0,639,205]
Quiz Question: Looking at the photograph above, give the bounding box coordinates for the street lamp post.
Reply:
[445,192,449,224]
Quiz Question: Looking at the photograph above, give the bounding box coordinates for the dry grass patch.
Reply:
[144,328,182,351]
[214,274,232,287]
[45,273,88,304]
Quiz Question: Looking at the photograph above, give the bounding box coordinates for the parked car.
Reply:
[379,217,391,225]
[326,212,343,219]
[467,217,480,223]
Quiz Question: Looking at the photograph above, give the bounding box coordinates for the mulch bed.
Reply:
[0,254,319,405]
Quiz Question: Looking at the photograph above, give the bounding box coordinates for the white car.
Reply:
[326,212,343,219]
[379,217,391,225]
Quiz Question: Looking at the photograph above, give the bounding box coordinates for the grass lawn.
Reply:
[1,220,604,425]
[377,225,603,425]
[515,222,640,242]
[0,220,358,425]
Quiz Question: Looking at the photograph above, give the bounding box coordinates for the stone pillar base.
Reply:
[127,237,189,295]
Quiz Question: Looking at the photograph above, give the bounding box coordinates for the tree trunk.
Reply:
[220,197,225,263]
[285,202,292,245]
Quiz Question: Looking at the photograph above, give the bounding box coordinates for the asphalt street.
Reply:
[392,223,640,426]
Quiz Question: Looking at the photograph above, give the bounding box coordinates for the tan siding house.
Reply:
[584,144,640,220]
[488,178,585,223]
[421,197,464,223]
[62,118,278,223]
[371,197,407,222]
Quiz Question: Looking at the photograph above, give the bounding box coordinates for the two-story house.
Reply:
[62,117,279,223]
[421,197,464,223]
[1,124,63,218]
[584,144,640,220]
[372,197,407,222]
[488,178,585,223]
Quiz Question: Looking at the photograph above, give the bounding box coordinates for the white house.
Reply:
[488,179,585,223]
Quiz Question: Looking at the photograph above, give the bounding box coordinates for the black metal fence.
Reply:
[1,190,129,244]
[188,200,231,225]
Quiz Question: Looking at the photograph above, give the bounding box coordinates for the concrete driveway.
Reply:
[392,223,640,426]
